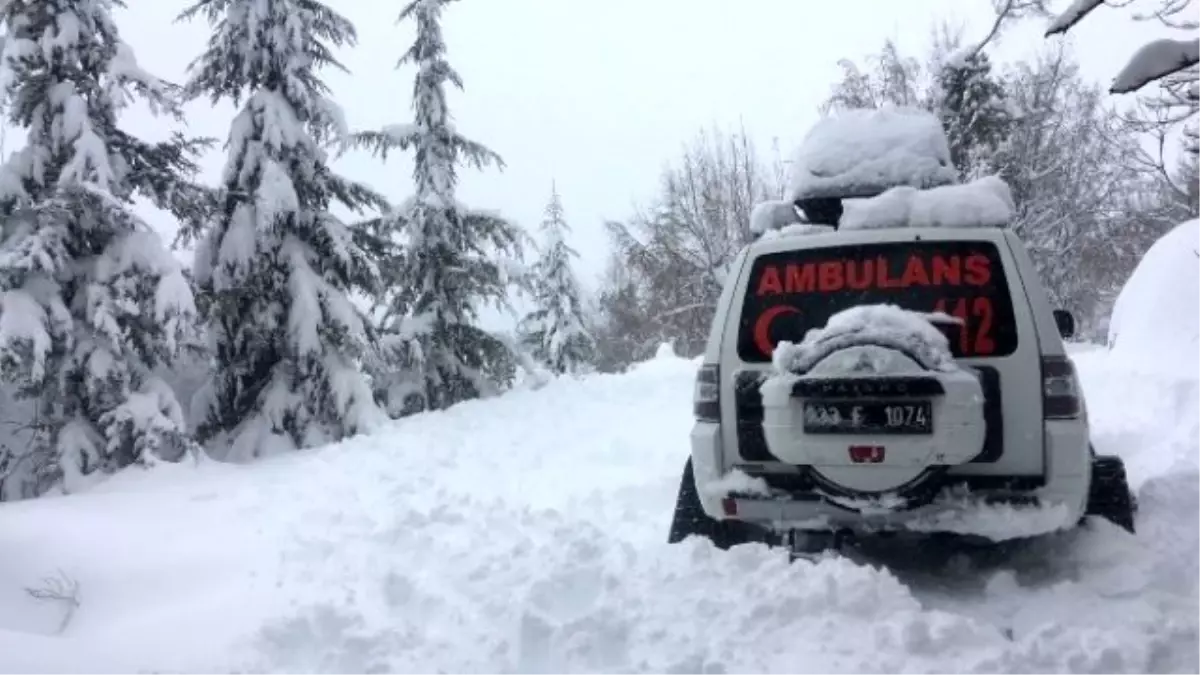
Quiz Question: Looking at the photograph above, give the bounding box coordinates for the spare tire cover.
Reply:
[761,342,986,499]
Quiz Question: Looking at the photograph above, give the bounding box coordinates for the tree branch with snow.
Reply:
[1044,0,1199,154]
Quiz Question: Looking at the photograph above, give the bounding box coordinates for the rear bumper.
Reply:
[689,421,1090,540]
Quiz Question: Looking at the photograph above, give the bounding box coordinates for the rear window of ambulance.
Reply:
[737,241,1019,362]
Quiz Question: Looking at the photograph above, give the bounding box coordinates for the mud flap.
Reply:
[1085,454,1137,534]
[667,458,764,550]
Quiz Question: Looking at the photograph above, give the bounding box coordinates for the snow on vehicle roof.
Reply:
[751,174,1015,238]
[787,106,959,204]
[750,200,837,239]
[749,199,801,235]
[840,174,1015,230]
[758,223,835,240]
[753,109,1012,237]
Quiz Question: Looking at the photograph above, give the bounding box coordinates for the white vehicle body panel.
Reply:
[690,226,1091,534]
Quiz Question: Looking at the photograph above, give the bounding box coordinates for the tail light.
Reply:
[693,364,720,422]
[1042,355,1082,419]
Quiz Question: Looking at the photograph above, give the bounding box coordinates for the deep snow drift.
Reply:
[1107,218,1199,375]
[0,343,1196,672]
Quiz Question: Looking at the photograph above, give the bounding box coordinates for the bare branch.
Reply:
[593,122,779,367]
[25,570,81,634]
[970,0,1054,54]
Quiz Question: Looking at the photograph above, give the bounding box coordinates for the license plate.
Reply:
[802,400,933,435]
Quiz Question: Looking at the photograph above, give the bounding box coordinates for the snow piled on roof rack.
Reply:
[841,175,1015,230]
[788,107,958,203]
[760,223,835,240]
[750,200,834,239]
[749,200,801,234]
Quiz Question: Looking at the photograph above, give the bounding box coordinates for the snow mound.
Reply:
[1107,218,1198,375]
[841,175,1015,230]
[654,341,677,360]
[1071,348,1198,491]
[770,304,959,375]
[788,107,958,203]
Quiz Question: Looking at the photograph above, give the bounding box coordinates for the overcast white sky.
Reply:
[114,0,1168,296]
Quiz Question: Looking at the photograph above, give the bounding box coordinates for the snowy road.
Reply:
[0,346,1196,673]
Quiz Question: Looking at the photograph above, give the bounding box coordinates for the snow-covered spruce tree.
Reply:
[180,0,387,460]
[519,184,595,375]
[935,50,1014,179]
[356,0,526,414]
[0,0,208,499]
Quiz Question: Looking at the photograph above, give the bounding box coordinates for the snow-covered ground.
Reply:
[0,341,1196,673]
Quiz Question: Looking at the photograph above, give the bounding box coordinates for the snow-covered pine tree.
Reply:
[180,0,387,460]
[519,184,595,375]
[356,0,526,414]
[0,0,207,499]
[935,50,1014,179]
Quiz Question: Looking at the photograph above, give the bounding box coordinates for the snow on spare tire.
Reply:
[759,304,986,503]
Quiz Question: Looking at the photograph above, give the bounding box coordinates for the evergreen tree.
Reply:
[180,0,387,460]
[0,0,207,499]
[593,252,653,372]
[519,184,595,375]
[935,51,1015,178]
[356,0,525,414]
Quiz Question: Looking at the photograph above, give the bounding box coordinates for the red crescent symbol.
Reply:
[753,305,800,356]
